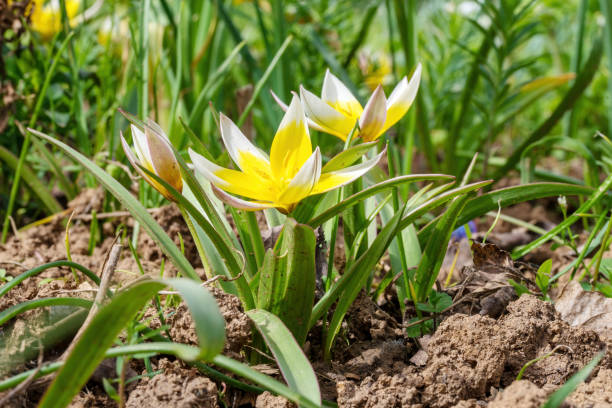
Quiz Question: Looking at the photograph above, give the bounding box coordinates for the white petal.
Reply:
[359,85,387,141]
[219,113,270,172]
[121,132,155,186]
[277,147,322,204]
[270,90,290,112]
[188,148,231,188]
[387,63,421,111]
[276,94,308,133]
[321,69,362,117]
[300,86,354,138]
[121,133,141,172]
[211,185,277,211]
[131,124,152,166]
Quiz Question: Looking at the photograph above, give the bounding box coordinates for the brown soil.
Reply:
[1,190,611,407]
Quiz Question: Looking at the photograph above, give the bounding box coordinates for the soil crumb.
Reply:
[488,380,548,408]
[255,391,295,408]
[126,358,217,408]
[162,287,251,358]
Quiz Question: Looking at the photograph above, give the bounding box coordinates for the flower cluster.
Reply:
[121,65,421,213]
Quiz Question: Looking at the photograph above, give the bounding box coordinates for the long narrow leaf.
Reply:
[0,297,92,326]
[0,260,100,298]
[308,174,453,227]
[0,146,63,214]
[247,309,321,406]
[418,183,595,245]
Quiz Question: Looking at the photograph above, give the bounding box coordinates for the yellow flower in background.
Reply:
[189,96,384,213]
[120,116,183,202]
[29,0,79,39]
[274,64,421,143]
[359,52,392,91]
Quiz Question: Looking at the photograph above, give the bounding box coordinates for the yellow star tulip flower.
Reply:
[189,96,384,214]
[274,64,421,142]
[29,0,80,39]
[120,117,183,202]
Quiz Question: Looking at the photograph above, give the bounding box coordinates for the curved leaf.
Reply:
[308,174,454,227]
[247,309,321,406]
[322,141,378,172]
[0,261,100,298]
[417,183,595,245]
[0,297,92,326]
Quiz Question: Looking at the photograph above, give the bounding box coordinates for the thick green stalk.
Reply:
[1,33,74,243]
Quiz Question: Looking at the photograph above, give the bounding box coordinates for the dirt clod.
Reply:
[126,359,217,408]
[255,391,295,408]
[488,380,548,408]
[165,287,251,358]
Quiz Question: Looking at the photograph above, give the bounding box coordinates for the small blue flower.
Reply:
[451,220,477,241]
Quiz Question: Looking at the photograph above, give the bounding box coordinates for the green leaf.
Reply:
[4,344,320,408]
[38,278,225,408]
[30,129,200,281]
[418,183,594,246]
[247,310,321,406]
[322,141,378,172]
[237,35,294,127]
[508,279,531,297]
[402,180,492,233]
[541,352,604,408]
[513,175,612,258]
[308,174,454,227]
[417,291,452,314]
[257,219,316,345]
[0,260,100,298]
[536,259,552,294]
[322,205,406,357]
[141,166,256,310]
[0,146,63,214]
[414,194,470,302]
[0,297,92,326]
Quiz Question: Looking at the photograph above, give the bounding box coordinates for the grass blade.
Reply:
[541,352,604,408]
[0,146,63,215]
[237,35,293,127]
[414,194,470,302]
[513,174,612,258]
